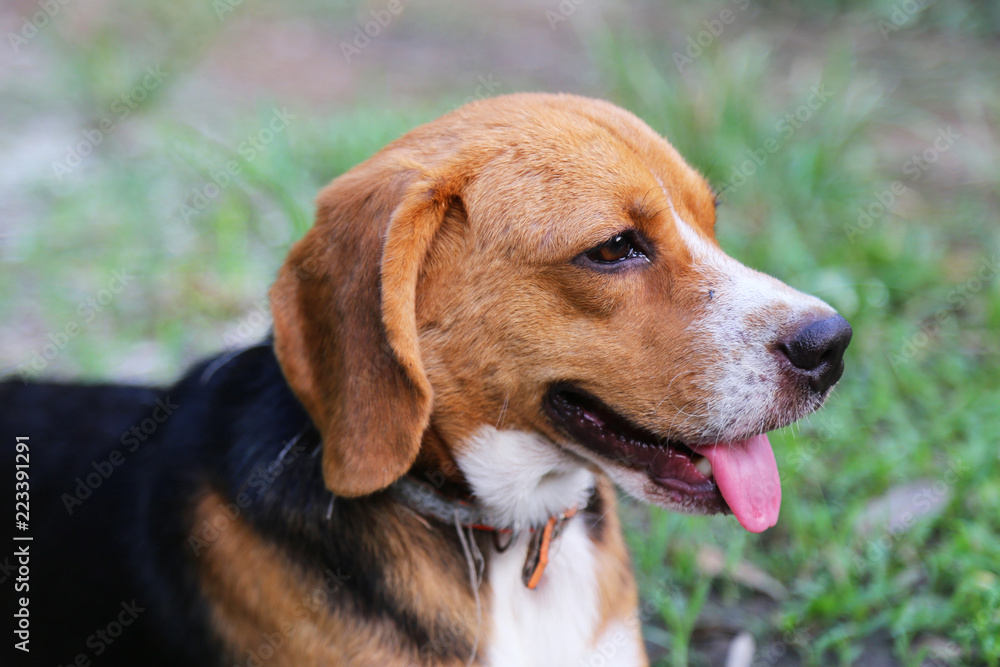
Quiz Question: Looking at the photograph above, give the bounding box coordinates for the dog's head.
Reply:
[270,93,851,532]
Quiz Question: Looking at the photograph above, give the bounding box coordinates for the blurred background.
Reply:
[1,0,998,664]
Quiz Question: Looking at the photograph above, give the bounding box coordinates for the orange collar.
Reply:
[389,475,582,589]
[520,506,578,589]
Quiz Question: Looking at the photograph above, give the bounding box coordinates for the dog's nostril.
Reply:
[779,315,853,393]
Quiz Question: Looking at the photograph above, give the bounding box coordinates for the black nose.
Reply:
[778,315,852,394]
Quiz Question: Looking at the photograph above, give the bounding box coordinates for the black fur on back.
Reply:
[1,341,476,666]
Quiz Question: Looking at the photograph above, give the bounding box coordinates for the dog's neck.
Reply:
[452,426,595,531]
[452,427,623,667]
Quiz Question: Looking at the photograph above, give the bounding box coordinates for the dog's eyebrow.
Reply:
[626,195,658,225]
[630,184,681,223]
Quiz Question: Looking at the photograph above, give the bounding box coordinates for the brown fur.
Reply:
[194,489,486,666]
[195,482,634,665]
[589,477,644,647]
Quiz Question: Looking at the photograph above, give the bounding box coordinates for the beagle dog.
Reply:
[1,93,850,666]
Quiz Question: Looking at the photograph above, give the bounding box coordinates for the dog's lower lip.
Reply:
[544,385,728,511]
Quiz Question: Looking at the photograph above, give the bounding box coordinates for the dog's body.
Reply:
[3,348,637,666]
[2,94,850,666]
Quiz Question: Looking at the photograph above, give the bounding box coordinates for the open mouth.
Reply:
[544,385,782,533]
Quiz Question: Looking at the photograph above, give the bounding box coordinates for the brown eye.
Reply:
[585,233,643,264]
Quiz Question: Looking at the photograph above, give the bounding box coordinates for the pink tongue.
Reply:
[697,434,781,533]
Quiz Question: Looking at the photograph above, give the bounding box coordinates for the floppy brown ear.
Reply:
[270,170,461,497]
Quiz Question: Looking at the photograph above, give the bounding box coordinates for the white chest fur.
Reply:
[485,520,599,667]
[456,427,644,667]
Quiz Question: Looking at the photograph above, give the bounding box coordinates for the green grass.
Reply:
[2,0,998,664]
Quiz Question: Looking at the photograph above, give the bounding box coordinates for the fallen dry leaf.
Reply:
[697,545,788,601]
